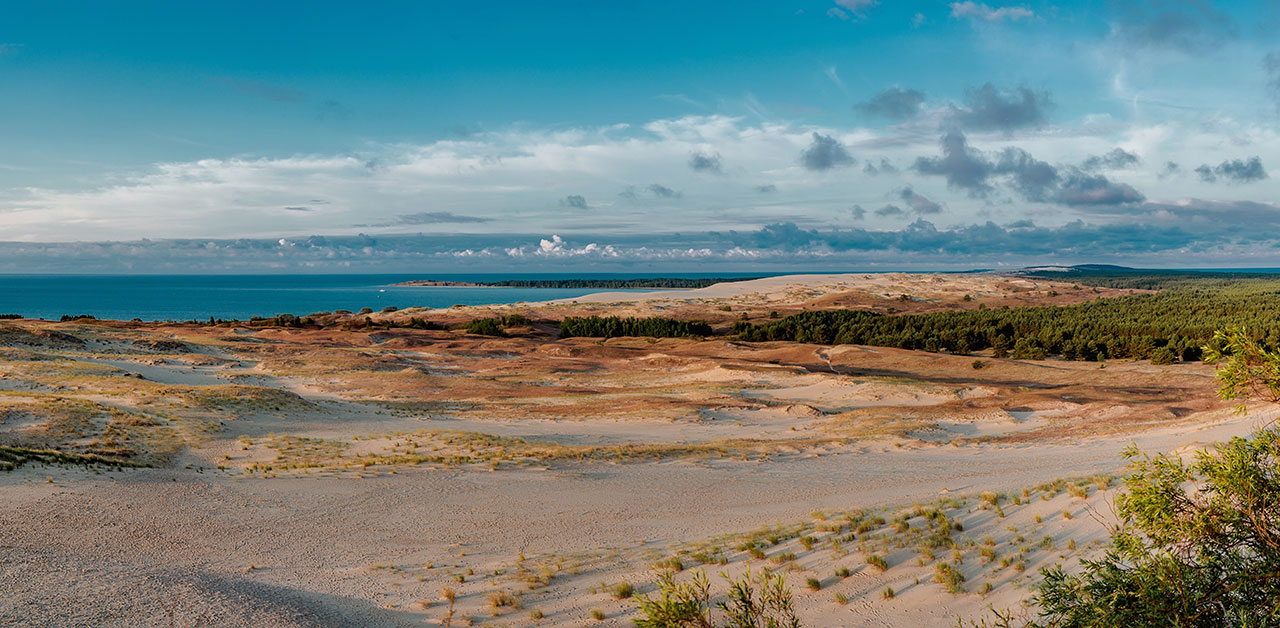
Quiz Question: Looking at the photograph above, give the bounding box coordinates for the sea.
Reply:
[0,273,772,322]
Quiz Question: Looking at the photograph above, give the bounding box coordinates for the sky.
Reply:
[3,0,1280,272]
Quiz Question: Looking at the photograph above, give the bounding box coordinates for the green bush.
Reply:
[610,582,634,600]
[1149,345,1177,365]
[1012,336,1046,360]
[1001,328,1280,627]
[1031,427,1280,626]
[934,561,965,593]
[500,313,532,327]
[466,317,505,336]
[634,569,801,628]
[405,317,443,330]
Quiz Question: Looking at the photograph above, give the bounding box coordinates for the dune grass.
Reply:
[0,445,149,471]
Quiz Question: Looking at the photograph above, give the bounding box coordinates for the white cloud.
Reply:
[828,0,878,21]
[824,65,845,91]
[2,112,1279,250]
[949,2,1035,23]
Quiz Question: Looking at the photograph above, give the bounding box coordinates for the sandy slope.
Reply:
[382,272,1144,328]
[1,409,1263,627]
[0,273,1253,627]
[549,272,1142,308]
[553,274,874,302]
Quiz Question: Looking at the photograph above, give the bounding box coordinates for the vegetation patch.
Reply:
[560,316,713,339]
[0,324,86,349]
[634,569,800,628]
[0,445,148,471]
[185,385,315,414]
[735,279,1280,361]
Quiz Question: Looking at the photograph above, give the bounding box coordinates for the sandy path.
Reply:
[0,409,1262,627]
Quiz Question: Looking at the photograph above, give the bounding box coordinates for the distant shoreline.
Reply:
[390,280,493,287]
[390,277,761,289]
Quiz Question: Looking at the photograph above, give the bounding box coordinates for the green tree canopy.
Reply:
[1023,327,1280,627]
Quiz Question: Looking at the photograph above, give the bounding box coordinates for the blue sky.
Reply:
[3,0,1280,272]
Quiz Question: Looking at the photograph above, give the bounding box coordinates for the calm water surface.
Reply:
[0,273,768,321]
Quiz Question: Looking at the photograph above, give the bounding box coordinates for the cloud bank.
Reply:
[5,109,1280,271]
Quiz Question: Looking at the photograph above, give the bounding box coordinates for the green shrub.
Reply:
[633,569,801,628]
[500,313,532,327]
[1012,336,1046,360]
[979,547,997,564]
[466,317,505,336]
[770,552,796,565]
[1149,345,1177,365]
[654,557,685,572]
[611,582,634,599]
[1009,329,1280,626]
[934,561,965,593]
[487,590,520,609]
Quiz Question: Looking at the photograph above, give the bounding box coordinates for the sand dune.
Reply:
[0,273,1255,627]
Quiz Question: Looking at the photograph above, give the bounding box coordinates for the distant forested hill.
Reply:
[1014,265,1280,290]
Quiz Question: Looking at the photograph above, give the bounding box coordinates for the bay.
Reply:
[0,273,763,321]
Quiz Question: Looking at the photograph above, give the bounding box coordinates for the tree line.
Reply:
[734,281,1280,361]
[559,315,713,339]
[1020,266,1280,291]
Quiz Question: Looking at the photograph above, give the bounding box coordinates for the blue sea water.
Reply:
[0,273,771,321]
